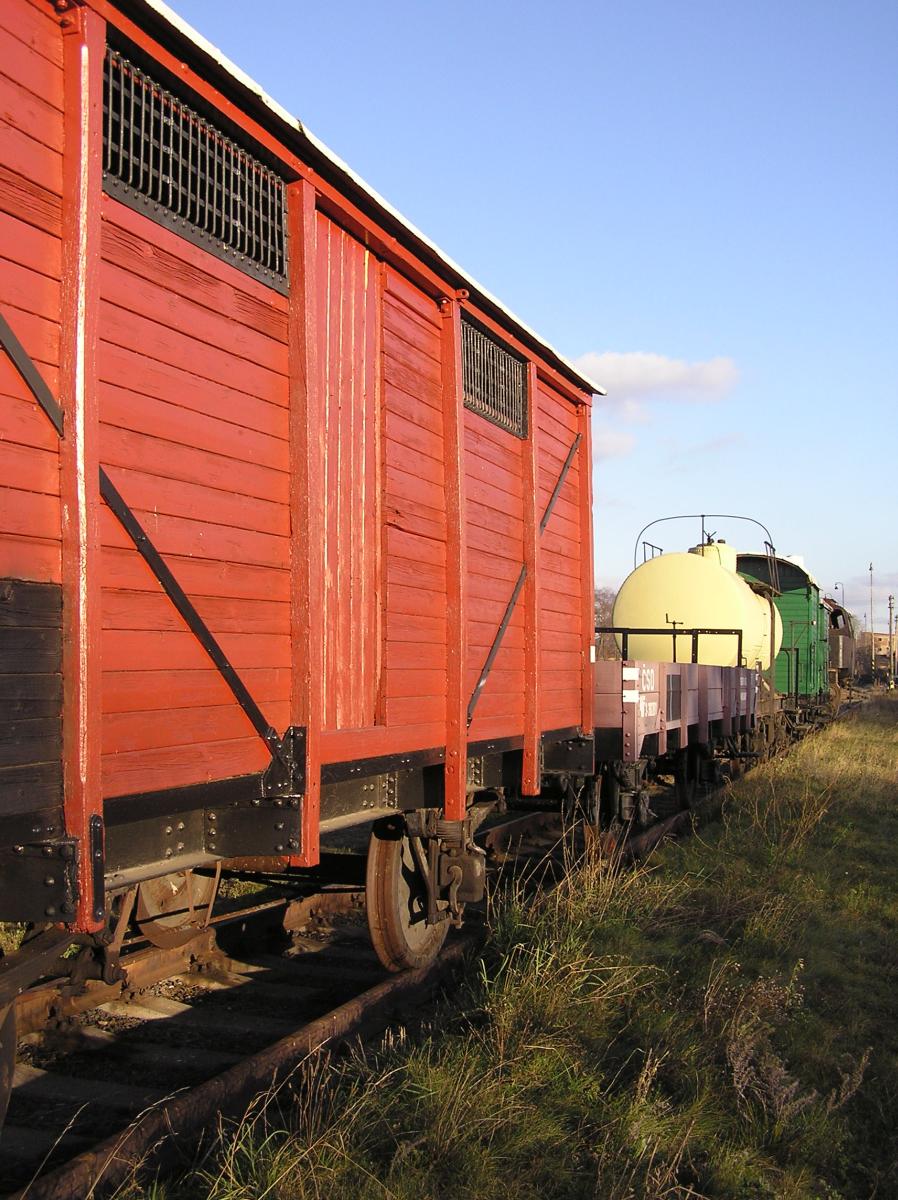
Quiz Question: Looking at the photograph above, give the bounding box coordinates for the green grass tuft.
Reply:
[115,697,898,1199]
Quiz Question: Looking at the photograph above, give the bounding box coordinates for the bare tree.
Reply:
[594,586,620,660]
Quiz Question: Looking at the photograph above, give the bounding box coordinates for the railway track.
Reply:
[0,749,818,1200]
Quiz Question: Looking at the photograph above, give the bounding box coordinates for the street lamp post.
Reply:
[834,581,845,609]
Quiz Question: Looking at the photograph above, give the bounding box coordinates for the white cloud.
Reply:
[577,351,738,413]
[592,423,636,461]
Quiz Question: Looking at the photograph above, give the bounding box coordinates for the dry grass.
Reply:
[116,697,898,1199]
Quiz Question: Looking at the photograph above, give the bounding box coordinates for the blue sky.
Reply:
[174,0,897,630]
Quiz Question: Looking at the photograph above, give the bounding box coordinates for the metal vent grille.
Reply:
[103,48,287,288]
[461,317,527,438]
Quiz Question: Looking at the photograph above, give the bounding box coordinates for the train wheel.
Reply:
[366,817,448,973]
[136,870,217,949]
[0,1002,14,1126]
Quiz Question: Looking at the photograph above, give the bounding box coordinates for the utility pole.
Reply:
[869,563,875,680]
[889,594,895,691]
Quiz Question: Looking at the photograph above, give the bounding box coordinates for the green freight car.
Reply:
[737,554,829,703]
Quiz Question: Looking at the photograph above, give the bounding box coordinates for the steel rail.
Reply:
[9,936,476,1200]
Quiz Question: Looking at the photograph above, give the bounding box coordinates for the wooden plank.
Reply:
[385,409,444,465]
[319,722,446,767]
[99,257,288,375]
[0,113,62,196]
[101,629,290,673]
[100,546,290,603]
[384,611,444,643]
[382,668,447,699]
[0,205,62,280]
[0,695,60,722]
[387,526,445,569]
[0,534,62,583]
[96,462,289,537]
[0,3,64,73]
[98,505,289,570]
[102,700,290,756]
[101,203,289,334]
[522,362,541,794]
[576,404,593,732]
[0,626,61,673]
[102,667,287,714]
[385,464,445,513]
[0,758,62,812]
[384,496,446,543]
[99,299,286,402]
[385,695,445,726]
[439,297,467,821]
[0,255,61,325]
[386,556,445,595]
[101,735,269,798]
[0,163,62,241]
[99,422,288,506]
[383,378,444,435]
[0,578,61,625]
[287,178,323,866]
[0,669,61,702]
[100,384,288,472]
[98,342,288,441]
[0,720,61,768]
[388,641,447,671]
[59,7,105,928]
[100,591,289,635]
[384,266,441,326]
[383,327,442,387]
[383,294,441,364]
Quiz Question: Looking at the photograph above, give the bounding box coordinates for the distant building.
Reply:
[856,632,896,682]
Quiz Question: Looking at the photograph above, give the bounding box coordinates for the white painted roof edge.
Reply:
[127,0,606,397]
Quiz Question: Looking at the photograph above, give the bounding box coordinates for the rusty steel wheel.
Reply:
[0,1002,14,1127]
[366,817,448,973]
[136,869,217,949]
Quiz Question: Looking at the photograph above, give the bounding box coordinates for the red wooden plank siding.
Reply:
[380,265,447,734]
[536,378,585,731]
[59,4,105,928]
[316,213,381,730]
[0,2,63,585]
[97,197,291,797]
[522,362,541,793]
[464,404,526,744]
[287,179,323,866]
[439,296,467,821]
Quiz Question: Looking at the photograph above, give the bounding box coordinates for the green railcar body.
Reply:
[737,554,829,701]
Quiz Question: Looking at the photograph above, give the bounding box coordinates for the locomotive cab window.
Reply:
[461,315,528,438]
[102,47,288,290]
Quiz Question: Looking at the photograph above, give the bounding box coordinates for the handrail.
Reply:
[595,625,744,666]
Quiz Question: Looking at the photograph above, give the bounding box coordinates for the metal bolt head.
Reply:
[44,876,56,887]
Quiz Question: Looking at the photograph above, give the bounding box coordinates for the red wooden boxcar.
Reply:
[0,0,598,982]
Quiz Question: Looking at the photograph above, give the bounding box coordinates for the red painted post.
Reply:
[522,363,541,794]
[440,296,468,822]
[59,3,105,932]
[578,401,595,736]
[287,179,323,866]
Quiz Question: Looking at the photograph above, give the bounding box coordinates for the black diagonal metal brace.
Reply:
[467,432,582,724]
[1,307,302,793]
[0,310,64,436]
[98,468,282,760]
